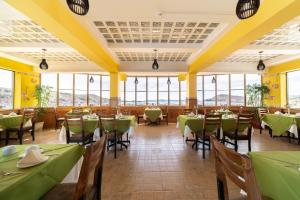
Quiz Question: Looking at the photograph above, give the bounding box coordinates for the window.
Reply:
[246,74,261,106]
[101,76,110,105]
[197,76,203,105]
[180,80,186,105]
[59,73,73,106]
[217,75,229,106]
[287,70,300,108]
[125,77,135,105]
[74,74,87,106]
[204,75,216,106]
[136,77,146,105]
[230,74,245,106]
[41,73,57,107]
[0,69,14,109]
[158,77,168,105]
[147,77,157,105]
[120,80,125,105]
[169,77,179,105]
[88,75,100,106]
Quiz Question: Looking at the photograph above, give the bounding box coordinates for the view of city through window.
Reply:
[287,70,300,108]
[0,69,14,109]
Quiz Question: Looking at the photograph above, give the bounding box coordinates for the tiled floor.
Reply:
[2,124,300,200]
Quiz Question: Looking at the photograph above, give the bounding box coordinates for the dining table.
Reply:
[177,114,250,138]
[143,108,163,122]
[250,151,300,200]
[0,144,84,200]
[261,114,300,137]
[0,115,23,130]
[59,115,137,142]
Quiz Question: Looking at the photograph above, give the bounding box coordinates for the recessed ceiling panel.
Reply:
[222,54,282,63]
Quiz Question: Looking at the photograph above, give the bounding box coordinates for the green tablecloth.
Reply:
[250,151,300,200]
[0,144,84,200]
[65,115,136,134]
[177,115,246,135]
[144,108,162,122]
[0,115,23,129]
[262,114,300,136]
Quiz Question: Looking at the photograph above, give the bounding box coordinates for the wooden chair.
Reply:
[5,110,36,145]
[211,136,271,200]
[72,107,83,114]
[257,108,271,135]
[55,111,65,130]
[65,115,94,145]
[42,135,107,200]
[99,115,118,158]
[160,106,169,125]
[121,108,131,115]
[95,109,107,116]
[222,113,254,152]
[183,108,193,115]
[194,114,222,159]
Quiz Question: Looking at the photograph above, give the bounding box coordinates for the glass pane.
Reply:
[102,75,110,90]
[231,90,244,106]
[136,92,146,105]
[231,74,244,89]
[148,77,157,91]
[158,77,168,91]
[204,75,215,90]
[148,91,157,105]
[288,71,300,108]
[197,91,203,105]
[59,73,73,106]
[170,91,179,105]
[246,74,261,106]
[197,76,203,105]
[120,81,125,105]
[217,75,229,106]
[158,92,168,105]
[126,91,135,105]
[41,73,57,107]
[75,74,87,106]
[126,77,136,92]
[181,81,186,105]
[0,69,14,109]
[101,91,110,105]
[136,77,146,91]
[88,75,100,106]
[204,90,215,106]
[169,77,179,91]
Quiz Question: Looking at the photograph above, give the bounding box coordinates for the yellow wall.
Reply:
[110,72,119,98]
[0,57,40,109]
[186,72,197,98]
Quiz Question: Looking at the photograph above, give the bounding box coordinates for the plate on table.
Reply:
[17,156,48,169]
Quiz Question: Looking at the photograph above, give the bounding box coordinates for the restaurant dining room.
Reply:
[1,0,300,200]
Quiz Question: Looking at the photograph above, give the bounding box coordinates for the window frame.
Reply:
[0,68,15,109]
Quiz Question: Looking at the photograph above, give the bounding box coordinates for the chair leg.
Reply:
[195,135,198,150]
[269,128,273,138]
[260,127,262,134]
[31,130,35,141]
[114,132,117,159]
[288,132,291,143]
[127,133,130,144]
[19,131,23,145]
[5,131,9,145]
[234,139,238,152]
[217,178,226,200]
[248,139,251,152]
[202,140,205,159]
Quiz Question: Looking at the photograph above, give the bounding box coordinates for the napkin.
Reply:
[17,149,48,168]
[9,112,17,116]
[188,112,195,117]
[274,111,282,115]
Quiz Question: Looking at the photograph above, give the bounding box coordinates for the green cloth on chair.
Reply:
[0,144,84,200]
[0,115,23,129]
[250,151,300,200]
[262,114,298,136]
[144,108,162,122]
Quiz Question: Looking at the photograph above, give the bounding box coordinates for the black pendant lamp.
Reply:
[152,49,159,70]
[134,77,138,85]
[39,49,48,70]
[67,0,89,16]
[167,77,171,85]
[89,75,94,83]
[236,0,260,20]
[257,51,266,71]
[211,76,216,84]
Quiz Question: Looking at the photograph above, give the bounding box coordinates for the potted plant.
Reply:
[33,85,52,131]
[246,83,270,107]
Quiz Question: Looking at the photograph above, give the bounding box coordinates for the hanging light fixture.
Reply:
[66,0,89,16]
[167,77,171,85]
[236,0,260,20]
[257,51,266,71]
[89,75,94,83]
[211,76,216,84]
[134,77,139,85]
[39,49,48,70]
[152,49,159,70]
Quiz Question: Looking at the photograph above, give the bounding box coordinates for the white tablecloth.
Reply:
[143,113,163,121]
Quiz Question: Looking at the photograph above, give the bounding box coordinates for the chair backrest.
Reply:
[257,108,268,119]
[74,134,107,200]
[211,136,262,200]
[204,114,222,132]
[236,113,253,133]
[21,110,36,128]
[96,109,107,116]
[65,115,84,140]
[122,108,131,115]
[183,108,193,115]
[99,115,116,135]
[110,107,118,115]
[72,107,83,114]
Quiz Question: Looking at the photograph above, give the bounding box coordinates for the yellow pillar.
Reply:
[109,72,120,106]
[186,72,197,109]
[14,73,21,109]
